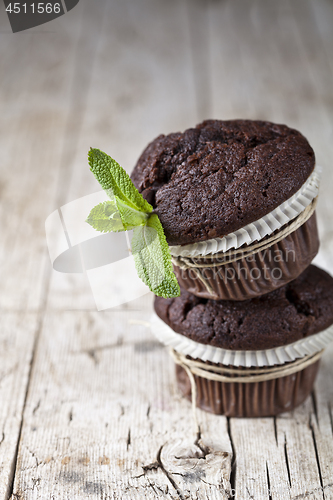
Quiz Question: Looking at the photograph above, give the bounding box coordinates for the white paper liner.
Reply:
[169,165,322,258]
[151,312,333,368]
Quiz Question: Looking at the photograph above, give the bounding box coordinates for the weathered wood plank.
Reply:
[276,401,324,500]
[228,346,333,500]
[310,343,333,498]
[230,417,292,500]
[11,311,232,499]
[0,1,109,497]
[0,0,89,311]
[185,0,212,121]
[0,314,38,499]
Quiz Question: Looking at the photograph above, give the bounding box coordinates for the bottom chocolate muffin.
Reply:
[154,265,333,351]
[175,357,320,417]
[153,265,333,417]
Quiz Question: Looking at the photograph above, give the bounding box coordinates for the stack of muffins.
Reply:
[131,120,333,417]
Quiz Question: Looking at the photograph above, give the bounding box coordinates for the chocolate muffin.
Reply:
[154,265,333,351]
[132,120,315,246]
[153,265,333,417]
[132,120,319,300]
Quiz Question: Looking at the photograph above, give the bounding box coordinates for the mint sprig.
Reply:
[86,200,125,233]
[86,148,180,299]
[132,214,180,298]
[88,148,153,213]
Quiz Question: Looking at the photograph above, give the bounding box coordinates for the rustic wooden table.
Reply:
[1,0,333,498]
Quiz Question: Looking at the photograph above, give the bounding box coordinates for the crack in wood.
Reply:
[139,445,185,499]
[266,462,272,500]
[6,311,45,500]
[311,391,319,427]
[118,404,125,420]
[157,445,185,500]
[309,419,325,500]
[145,477,160,497]
[273,416,278,446]
[328,403,333,436]
[31,477,41,489]
[246,486,255,499]
[142,460,160,473]
[139,429,232,498]
[127,429,131,451]
[27,448,40,468]
[11,493,24,500]
[194,426,210,458]
[227,417,236,499]
[284,433,292,488]
[32,399,41,415]
[142,474,171,498]
[85,349,99,366]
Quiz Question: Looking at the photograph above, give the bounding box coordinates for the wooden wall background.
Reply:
[0,0,332,498]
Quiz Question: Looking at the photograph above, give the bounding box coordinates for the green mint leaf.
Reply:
[86,200,125,233]
[131,213,180,298]
[86,197,148,233]
[87,148,180,298]
[88,148,153,213]
[115,197,148,230]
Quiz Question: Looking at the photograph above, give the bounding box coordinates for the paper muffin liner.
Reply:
[175,360,320,416]
[151,313,333,367]
[169,165,321,258]
[172,211,319,300]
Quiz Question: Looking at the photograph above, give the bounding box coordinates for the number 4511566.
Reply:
[6,3,61,14]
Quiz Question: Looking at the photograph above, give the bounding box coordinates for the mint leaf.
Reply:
[87,197,148,233]
[86,200,125,233]
[88,148,153,214]
[131,214,180,298]
[87,148,180,298]
[115,197,148,230]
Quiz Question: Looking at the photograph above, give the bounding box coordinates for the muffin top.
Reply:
[131,120,315,245]
[154,265,333,351]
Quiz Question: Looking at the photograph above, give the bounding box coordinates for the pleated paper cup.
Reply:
[173,212,319,300]
[151,313,333,417]
[171,166,321,301]
[175,360,320,417]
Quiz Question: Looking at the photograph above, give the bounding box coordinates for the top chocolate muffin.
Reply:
[131,120,315,245]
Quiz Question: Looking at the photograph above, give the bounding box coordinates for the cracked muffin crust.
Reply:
[154,265,333,351]
[131,120,315,245]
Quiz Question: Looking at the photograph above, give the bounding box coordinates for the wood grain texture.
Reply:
[0,314,38,499]
[0,0,103,496]
[10,311,232,499]
[0,0,332,498]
